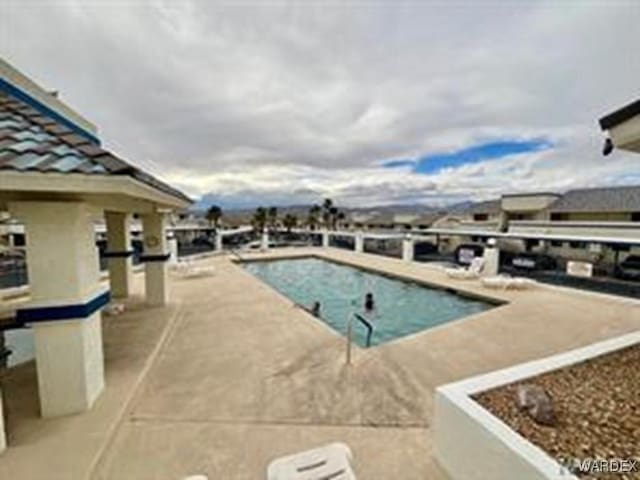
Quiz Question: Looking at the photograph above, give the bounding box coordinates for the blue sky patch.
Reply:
[382,139,552,174]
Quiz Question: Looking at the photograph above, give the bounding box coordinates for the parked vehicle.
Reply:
[615,255,640,281]
[511,252,557,271]
[454,244,484,265]
[414,241,438,256]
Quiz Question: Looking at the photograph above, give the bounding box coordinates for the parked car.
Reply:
[414,241,438,256]
[511,252,557,271]
[454,244,484,265]
[615,255,640,281]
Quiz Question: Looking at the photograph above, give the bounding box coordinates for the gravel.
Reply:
[473,344,640,479]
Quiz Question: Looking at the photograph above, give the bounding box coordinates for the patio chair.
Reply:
[267,442,357,480]
[481,275,536,290]
[445,257,485,280]
[173,259,216,279]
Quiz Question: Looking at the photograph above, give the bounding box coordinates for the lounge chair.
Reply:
[267,442,357,480]
[445,257,485,280]
[481,275,535,290]
[172,259,216,279]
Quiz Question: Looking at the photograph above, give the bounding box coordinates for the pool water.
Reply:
[243,257,495,347]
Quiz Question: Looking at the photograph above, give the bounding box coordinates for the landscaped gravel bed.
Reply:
[473,344,640,479]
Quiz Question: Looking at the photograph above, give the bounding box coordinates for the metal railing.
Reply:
[345,311,374,364]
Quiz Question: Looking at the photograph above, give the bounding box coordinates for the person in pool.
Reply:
[358,292,376,347]
[364,292,375,313]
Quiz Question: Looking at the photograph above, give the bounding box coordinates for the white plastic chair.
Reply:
[445,256,485,280]
[267,442,357,480]
[482,275,535,290]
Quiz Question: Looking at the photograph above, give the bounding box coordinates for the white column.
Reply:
[105,211,133,298]
[322,230,330,248]
[0,385,5,453]
[261,229,269,251]
[355,231,364,253]
[9,201,106,418]
[168,235,178,265]
[215,232,223,251]
[482,238,500,277]
[402,234,414,262]
[142,212,169,306]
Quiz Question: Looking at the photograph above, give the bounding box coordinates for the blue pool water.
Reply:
[243,257,495,347]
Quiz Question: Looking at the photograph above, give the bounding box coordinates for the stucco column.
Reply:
[322,230,330,248]
[355,231,364,253]
[104,211,133,298]
[142,212,169,306]
[402,234,414,262]
[215,231,223,251]
[167,234,178,265]
[261,229,269,251]
[0,386,5,453]
[482,238,500,276]
[9,201,107,418]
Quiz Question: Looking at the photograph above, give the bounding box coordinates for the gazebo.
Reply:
[0,59,191,424]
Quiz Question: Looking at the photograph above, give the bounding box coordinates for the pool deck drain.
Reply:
[1,247,639,479]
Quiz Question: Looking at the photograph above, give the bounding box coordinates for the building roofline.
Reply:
[599,99,640,130]
[501,192,559,198]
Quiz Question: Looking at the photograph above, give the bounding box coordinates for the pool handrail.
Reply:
[345,311,374,364]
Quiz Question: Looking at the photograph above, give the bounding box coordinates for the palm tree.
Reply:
[307,204,321,230]
[267,206,278,231]
[282,213,298,233]
[206,205,222,228]
[252,207,267,233]
[322,198,333,228]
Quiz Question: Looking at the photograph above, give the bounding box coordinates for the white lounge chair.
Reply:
[173,259,216,279]
[445,257,485,280]
[481,275,535,290]
[267,442,356,480]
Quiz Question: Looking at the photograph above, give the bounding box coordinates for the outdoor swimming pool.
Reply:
[243,257,496,347]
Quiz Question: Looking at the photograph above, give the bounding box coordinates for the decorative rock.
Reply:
[515,384,557,427]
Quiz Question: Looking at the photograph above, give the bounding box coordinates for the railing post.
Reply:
[346,314,352,365]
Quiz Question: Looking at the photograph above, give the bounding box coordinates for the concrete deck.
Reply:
[1,247,639,479]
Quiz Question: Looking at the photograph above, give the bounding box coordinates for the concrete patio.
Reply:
[1,248,639,479]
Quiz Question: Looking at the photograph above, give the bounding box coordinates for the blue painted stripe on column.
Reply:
[16,290,111,324]
[101,250,135,258]
[139,253,171,263]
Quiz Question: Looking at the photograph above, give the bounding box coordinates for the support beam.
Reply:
[322,230,330,248]
[402,234,414,262]
[261,229,269,251]
[9,201,106,418]
[0,385,5,453]
[355,231,364,253]
[482,238,500,277]
[142,212,169,306]
[104,211,133,298]
[215,232,223,252]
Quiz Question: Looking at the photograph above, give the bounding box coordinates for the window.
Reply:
[550,213,569,221]
[569,241,587,249]
[632,212,640,222]
[550,240,564,247]
[473,213,489,221]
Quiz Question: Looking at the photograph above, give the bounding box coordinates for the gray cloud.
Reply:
[2,0,640,207]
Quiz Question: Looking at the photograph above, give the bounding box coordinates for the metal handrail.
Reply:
[345,311,374,364]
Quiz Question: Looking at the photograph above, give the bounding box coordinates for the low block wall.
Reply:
[434,331,640,480]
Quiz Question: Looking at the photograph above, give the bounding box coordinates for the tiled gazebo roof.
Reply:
[0,92,191,203]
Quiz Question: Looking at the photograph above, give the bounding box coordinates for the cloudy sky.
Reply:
[2,0,640,208]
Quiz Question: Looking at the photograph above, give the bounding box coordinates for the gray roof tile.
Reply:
[0,91,191,203]
[550,185,640,213]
